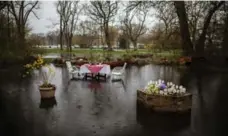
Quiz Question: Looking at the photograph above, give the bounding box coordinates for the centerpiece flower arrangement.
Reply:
[39,64,56,98]
[143,79,187,96]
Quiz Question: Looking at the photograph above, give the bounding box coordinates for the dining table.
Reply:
[79,64,111,80]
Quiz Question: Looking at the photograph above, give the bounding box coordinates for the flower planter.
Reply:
[39,85,56,98]
[137,90,192,113]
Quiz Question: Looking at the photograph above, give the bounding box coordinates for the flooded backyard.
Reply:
[0,64,228,136]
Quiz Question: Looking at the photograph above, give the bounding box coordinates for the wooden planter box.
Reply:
[137,90,192,113]
[39,85,56,98]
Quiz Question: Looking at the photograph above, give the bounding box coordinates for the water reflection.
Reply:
[39,97,57,110]
[136,104,191,132]
[0,64,228,136]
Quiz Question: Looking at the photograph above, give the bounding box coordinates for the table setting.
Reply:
[79,63,111,80]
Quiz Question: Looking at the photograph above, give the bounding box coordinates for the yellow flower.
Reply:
[24,64,32,68]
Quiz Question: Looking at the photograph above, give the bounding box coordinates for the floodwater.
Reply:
[0,64,228,136]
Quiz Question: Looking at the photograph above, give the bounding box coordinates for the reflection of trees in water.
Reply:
[91,88,104,117]
[159,66,180,84]
[190,70,225,136]
[61,67,69,90]
[213,74,228,135]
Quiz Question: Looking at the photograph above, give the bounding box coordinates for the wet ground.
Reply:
[0,64,228,136]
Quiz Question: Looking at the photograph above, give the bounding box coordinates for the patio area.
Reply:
[0,64,228,136]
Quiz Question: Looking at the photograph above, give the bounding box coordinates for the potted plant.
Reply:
[39,64,56,98]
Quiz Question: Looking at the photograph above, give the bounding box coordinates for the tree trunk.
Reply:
[133,41,137,51]
[195,1,224,57]
[60,16,63,50]
[174,1,193,56]
[17,24,26,55]
[104,24,112,51]
[222,13,228,58]
[69,34,72,52]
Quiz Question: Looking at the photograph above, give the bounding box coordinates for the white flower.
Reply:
[176,90,180,93]
[175,85,178,89]
[159,91,163,95]
[179,85,183,89]
[164,89,167,92]
[183,88,186,93]
[173,90,176,93]
[164,92,168,95]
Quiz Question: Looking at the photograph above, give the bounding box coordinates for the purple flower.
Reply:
[159,83,167,90]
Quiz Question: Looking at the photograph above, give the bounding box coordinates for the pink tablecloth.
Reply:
[85,64,104,73]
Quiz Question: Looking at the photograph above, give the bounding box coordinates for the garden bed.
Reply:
[152,56,192,66]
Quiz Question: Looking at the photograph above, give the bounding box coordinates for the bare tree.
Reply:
[0,1,8,11]
[87,1,118,51]
[174,1,224,56]
[56,1,71,50]
[9,1,39,53]
[221,3,228,57]
[121,3,148,50]
[56,1,82,51]
[77,20,100,47]
[65,1,82,52]
[152,2,178,49]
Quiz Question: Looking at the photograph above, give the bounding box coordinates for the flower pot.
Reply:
[137,90,192,113]
[39,85,56,98]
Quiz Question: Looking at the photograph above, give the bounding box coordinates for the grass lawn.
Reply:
[42,48,148,55]
[41,48,182,56]
[40,48,183,63]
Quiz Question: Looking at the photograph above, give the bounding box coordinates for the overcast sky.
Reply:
[29,1,58,34]
[29,1,157,34]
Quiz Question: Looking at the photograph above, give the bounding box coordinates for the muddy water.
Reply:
[0,64,228,136]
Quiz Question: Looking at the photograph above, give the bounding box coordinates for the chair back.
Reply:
[120,62,127,74]
[66,61,73,72]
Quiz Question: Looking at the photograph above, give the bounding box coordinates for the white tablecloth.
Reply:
[79,64,111,76]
